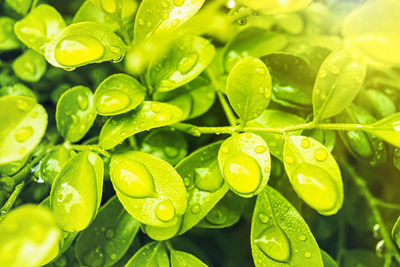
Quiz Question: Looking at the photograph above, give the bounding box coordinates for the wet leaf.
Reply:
[170,249,207,267]
[125,241,169,267]
[0,17,21,51]
[364,113,400,148]
[99,101,183,150]
[12,49,47,83]
[39,146,76,185]
[251,186,323,267]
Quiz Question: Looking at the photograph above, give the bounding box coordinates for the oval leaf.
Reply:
[312,48,367,121]
[12,49,47,83]
[218,133,271,198]
[283,136,343,215]
[226,57,272,122]
[76,196,141,266]
[126,241,169,267]
[251,186,323,267]
[56,86,97,143]
[94,73,146,116]
[170,250,207,267]
[44,21,126,70]
[365,113,400,148]
[110,151,187,227]
[99,101,183,150]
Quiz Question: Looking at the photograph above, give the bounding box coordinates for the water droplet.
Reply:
[105,228,115,239]
[195,161,224,192]
[96,90,131,114]
[258,87,265,94]
[331,66,340,74]
[162,12,169,19]
[237,18,247,26]
[171,19,180,28]
[223,153,261,195]
[319,69,327,78]
[291,163,339,212]
[178,53,198,74]
[255,146,267,154]
[111,159,157,198]
[301,138,310,149]
[55,36,105,67]
[191,203,201,214]
[255,225,291,263]
[155,199,175,222]
[150,103,162,113]
[299,235,306,241]
[373,224,381,239]
[15,126,33,142]
[183,177,190,187]
[71,115,79,124]
[110,253,118,260]
[305,252,311,258]
[244,133,252,139]
[256,68,266,75]
[138,19,144,25]
[31,112,38,118]
[18,147,26,154]
[314,148,327,161]
[83,247,105,267]
[376,240,386,258]
[16,99,30,111]
[221,146,229,153]
[173,0,184,6]
[284,156,294,164]
[161,1,168,8]
[258,213,269,224]
[377,142,384,151]
[77,94,88,110]
[155,113,171,122]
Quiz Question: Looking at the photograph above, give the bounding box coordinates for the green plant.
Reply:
[1,0,400,266]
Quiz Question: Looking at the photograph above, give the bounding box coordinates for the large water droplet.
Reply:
[96,90,131,114]
[258,213,270,224]
[195,160,224,192]
[301,138,310,149]
[83,246,105,267]
[291,163,339,212]
[314,148,327,161]
[77,94,88,110]
[55,35,105,67]
[112,159,157,198]
[255,225,291,263]
[178,53,198,74]
[15,126,33,142]
[222,153,261,195]
[155,199,175,222]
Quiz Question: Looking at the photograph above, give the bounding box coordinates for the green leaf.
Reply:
[283,136,343,215]
[392,215,400,249]
[321,249,338,267]
[218,133,271,198]
[93,73,146,116]
[0,95,47,175]
[170,250,208,267]
[247,109,305,160]
[110,151,187,227]
[147,35,215,93]
[0,83,36,99]
[261,53,315,110]
[12,49,47,83]
[312,48,367,121]
[39,146,76,185]
[44,22,126,70]
[364,113,400,148]
[0,205,62,267]
[99,101,183,150]
[251,186,323,267]
[134,0,205,42]
[14,4,66,54]
[56,85,97,143]
[196,192,242,229]
[126,242,169,267]
[223,27,288,72]
[241,0,312,14]
[175,141,229,235]
[141,129,188,166]
[75,196,140,266]
[0,17,21,51]
[50,151,103,232]
[226,57,272,122]
[356,89,396,119]
[339,249,383,267]
[342,0,400,66]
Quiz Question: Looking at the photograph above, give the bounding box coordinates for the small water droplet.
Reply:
[171,19,180,28]
[258,87,265,94]
[138,19,145,25]
[105,228,115,239]
[305,252,311,258]
[237,18,247,26]
[18,147,27,155]
[256,68,266,75]
[255,146,267,153]
[155,113,171,122]
[110,46,120,54]
[191,203,201,214]
[110,253,118,260]
[284,156,294,164]
[221,146,229,153]
[183,177,190,187]
[31,112,38,118]
[17,99,30,111]
[373,224,381,239]
[155,199,175,222]
[173,0,184,6]
[301,138,310,149]
[15,126,33,142]
[83,247,105,267]
[178,53,198,74]
[319,69,327,78]
[299,235,306,241]
[314,148,327,161]
[161,1,168,8]
[150,103,162,113]
[255,225,291,262]
[331,66,340,74]
[258,213,269,224]
[162,13,169,19]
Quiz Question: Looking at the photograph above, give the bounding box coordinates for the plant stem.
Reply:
[0,181,25,214]
[70,144,111,158]
[116,16,131,46]
[343,163,400,264]
[374,199,400,210]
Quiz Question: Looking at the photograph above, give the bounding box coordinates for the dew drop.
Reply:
[112,159,157,198]
[178,53,198,74]
[191,203,201,214]
[95,90,131,115]
[331,66,340,74]
[31,112,38,118]
[16,99,30,111]
[173,0,184,6]
[183,177,190,187]
[244,133,252,139]
[150,103,162,113]
[162,13,169,19]
[155,199,175,222]
[301,138,310,149]
[105,228,115,239]
[161,1,168,8]
[221,146,229,153]
[15,126,33,142]
[258,213,269,224]
[77,94,88,110]
[319,69,327,78]
[164,146,179,158]
[109,46,120,54]
[298,235,306,241]
[110,253,118,260]
[284,156,294,164]
[256,68,266,75]
[255,146,267,154]
[305,252,311,258]
[223,153,261,195]
[314,148,327,161]
[155,113,171,122]
[255,225,291,262]
[195,161,224,192]
[171,19,180,28]
[55,35,105,67]
[258,87,265,94]
[138,19,144,25]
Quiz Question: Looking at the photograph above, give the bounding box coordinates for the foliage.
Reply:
[1,0,400,266]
